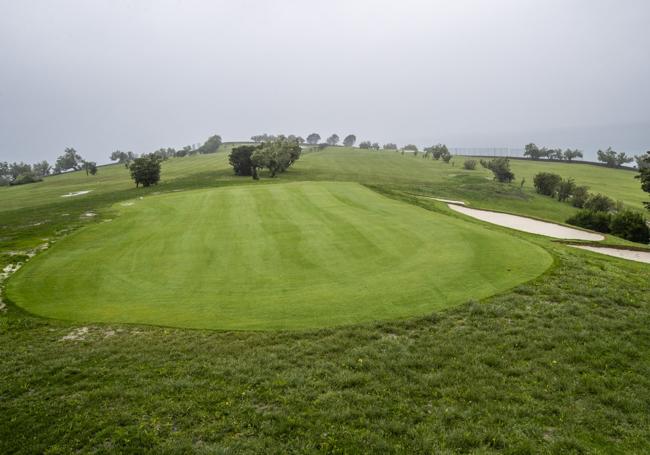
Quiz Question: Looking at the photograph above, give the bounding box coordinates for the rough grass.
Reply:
[1,244,649,453]
[1,146,649,452]
[6,181,550,330]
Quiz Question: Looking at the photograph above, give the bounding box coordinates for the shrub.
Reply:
[10,172,42,186]
[533,172,562,196]
[463,159,477,170]
[556,178,576,202]
[584,193,615,212]
[609,210,650,244]
[566,210,611,233]
[480,158,515,183]
[572,186,589,208]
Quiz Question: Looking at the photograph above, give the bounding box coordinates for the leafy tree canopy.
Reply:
[129,154,162,187]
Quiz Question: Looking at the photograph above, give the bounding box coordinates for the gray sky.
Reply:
[1,0,649,163]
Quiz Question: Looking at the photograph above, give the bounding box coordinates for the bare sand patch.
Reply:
[61,190,92,198]
[425,196,466,205]
[448,204,604,241]
[568,245,650,264]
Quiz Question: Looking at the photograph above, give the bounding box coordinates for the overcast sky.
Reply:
[1,0,649,163]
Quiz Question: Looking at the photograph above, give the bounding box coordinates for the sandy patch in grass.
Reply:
[60,327,89,341]
[61,190,92,197]
[419,196,466,205]
[448,204,604,241]
[82,212,96,218]
[568,245,650,264]
[120,202,134,207]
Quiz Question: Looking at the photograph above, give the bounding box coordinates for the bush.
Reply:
[584,193,615,212]
[566,210,611,233]
[480,158,515,183]
[463,160,477,170]
[610,210,650,243]
[533,172,562,196]
[556,178,576,202]
[10,172,42,186]
[572,186,589,208]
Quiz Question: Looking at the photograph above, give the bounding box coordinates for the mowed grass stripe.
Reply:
[7,181,552,330]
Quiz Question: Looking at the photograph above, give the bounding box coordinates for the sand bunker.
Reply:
[448,204,604,241]
[420,196,466,205]
[61,190,92,197]
[568,245,650,264]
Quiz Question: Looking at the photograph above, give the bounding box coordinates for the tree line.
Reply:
[0,147,97,186]
[523,143,647,168]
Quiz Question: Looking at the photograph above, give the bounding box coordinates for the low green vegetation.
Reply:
[6,182,551,330]
[1,145,650,452]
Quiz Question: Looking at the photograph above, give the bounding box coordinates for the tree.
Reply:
[609,210,650,244]
[0,162,10,186]
[556,178,576,202]
[9,162,32,179]
[251,136,302,178]
[197,134,222,154]
[358,141,372,149]
[32,160,51,177]
[547,148,563,160]
[441,150,452,163]
[287,135,304,144]
[129,154,162,187]
[229,145,261,177]
[326,134,340,146]
[54,148,82,173]
[584,193,615,212]
[82,161,98,176]
[425,144,448,160]
[524,143,543,160]
[636,151,650,210]
[572,185,590,208]
[597,147,633,167]
[371,142,380,150]
[563,149,583,161]
[383,143,397,150]
[306,133,321,145]
[533,172,562,196]
[404,144,418,152]
[343,135,356,147]
[480,158,515,183]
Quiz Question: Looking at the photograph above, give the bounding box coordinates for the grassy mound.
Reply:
[6,181,551,330]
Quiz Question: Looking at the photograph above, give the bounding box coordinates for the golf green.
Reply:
[7,182,552,330]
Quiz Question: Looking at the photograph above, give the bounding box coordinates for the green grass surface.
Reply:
[7,181,550,330]
[1,146,649,452]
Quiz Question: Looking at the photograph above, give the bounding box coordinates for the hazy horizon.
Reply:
[1,0,649,164]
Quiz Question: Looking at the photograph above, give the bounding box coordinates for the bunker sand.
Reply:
[448,204,604,241]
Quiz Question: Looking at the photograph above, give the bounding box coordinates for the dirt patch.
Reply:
[60,327,89,341]
[568,245,650,264]
[448,204,604,241]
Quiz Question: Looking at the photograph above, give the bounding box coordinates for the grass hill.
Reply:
[1,146,649,452]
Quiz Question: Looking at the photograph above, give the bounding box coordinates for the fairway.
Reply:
[7,181,551,330]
